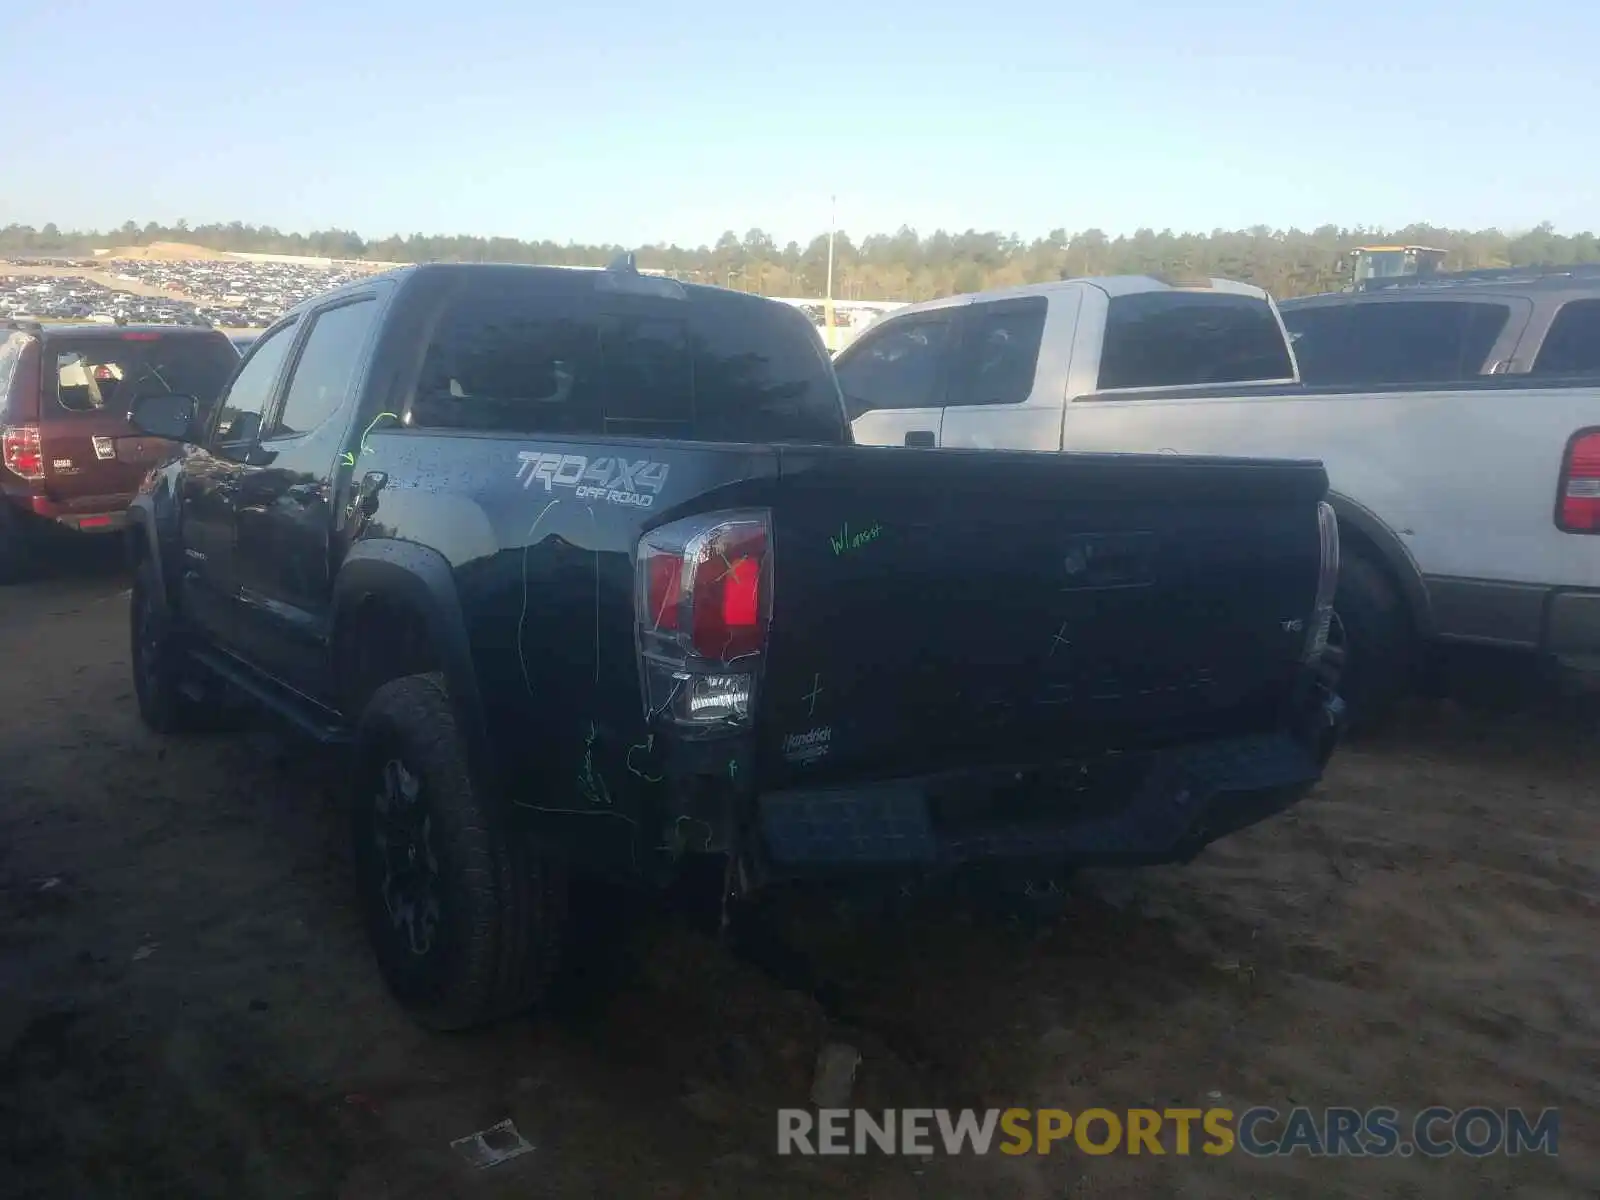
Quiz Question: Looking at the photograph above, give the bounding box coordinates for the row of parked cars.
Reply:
[1,255,373,328]
[0,274,213,326]
[4,258,1596,1032]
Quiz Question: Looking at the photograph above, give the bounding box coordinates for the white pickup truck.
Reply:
[836,274,1600,723]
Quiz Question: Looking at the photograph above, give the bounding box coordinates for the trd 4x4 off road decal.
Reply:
[515,452,671,509]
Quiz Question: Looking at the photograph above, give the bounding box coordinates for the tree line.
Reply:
[3,218,1597,300]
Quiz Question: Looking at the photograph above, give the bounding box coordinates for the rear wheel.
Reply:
[0,503,32,585]
[351,673,568,1031]
[1333,552,1413,732]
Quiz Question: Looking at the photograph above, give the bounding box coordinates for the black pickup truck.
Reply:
[125,261,1345,1030]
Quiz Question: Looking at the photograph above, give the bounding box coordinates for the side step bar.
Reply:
[189,645,351,745]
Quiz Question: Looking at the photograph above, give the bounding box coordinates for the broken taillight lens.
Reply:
[2,425,44,481]
[637,510,772,730]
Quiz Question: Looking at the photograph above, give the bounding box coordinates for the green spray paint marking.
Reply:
[829,520,883,557]
[627,734,663,783]
[578,721,612,807]
[340,411,400,468]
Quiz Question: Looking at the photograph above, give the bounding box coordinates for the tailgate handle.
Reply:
[1060,532,1156,589]
[904,429,936,448]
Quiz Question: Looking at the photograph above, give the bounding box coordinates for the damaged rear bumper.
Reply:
[749,693,1345,878]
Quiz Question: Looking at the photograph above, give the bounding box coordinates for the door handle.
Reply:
[345,470,387,526]
[904,430,936,448]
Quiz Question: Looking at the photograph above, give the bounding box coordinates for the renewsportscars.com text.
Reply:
[777,1106,1560,1158]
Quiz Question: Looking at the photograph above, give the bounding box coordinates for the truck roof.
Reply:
[1285,262,1600,306]
[282,261,788,319]
[879,274,1274,320]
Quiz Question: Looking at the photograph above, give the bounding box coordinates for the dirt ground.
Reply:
[1,547,1595,1199]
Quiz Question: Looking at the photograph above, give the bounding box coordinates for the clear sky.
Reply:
[3,0,1593,247]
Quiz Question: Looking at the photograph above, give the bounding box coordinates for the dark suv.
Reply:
[0,320,240,581]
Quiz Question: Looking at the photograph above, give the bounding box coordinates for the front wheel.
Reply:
[351,673,568,1030]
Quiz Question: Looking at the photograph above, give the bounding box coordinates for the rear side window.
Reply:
[0,334,22,420]
[1532,299,1600,376]
[1279,305,1349,383]
[413,292,614,436]
[948,297,1047,407]
[48,334,240,421]
[1097,291,1294,390]
[1283,300,1510,385]
[411,284,847,443]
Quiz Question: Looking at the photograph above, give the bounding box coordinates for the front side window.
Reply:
[215,320,297,445]
[834,315,953,414]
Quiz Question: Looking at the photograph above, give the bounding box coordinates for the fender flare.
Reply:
[1325,490,1435,638]
[332,540,502,804]
[125,492,176,614]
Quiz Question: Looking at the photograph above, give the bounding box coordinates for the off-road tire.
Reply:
[0,503,32,585]
[130,556,215,733]
[351,673,568,1031]
[1333,552,1413,732]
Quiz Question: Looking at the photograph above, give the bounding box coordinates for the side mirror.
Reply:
[129,393,199,442]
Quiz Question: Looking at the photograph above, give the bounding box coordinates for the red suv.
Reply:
[0,320,240,582]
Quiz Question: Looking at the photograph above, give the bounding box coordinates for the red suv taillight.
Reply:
[636,509,772,731]
[2,425,44,481]
[1557,428,1600,533]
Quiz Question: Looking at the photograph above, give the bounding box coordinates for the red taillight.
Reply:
[2,425,44,481]
[646,556,683,630]
[1557,429,1600,533]
[690,525,765,660]
[120,332,161,341]
[636,510,773,729]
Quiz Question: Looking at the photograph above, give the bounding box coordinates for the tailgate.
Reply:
[39,409,152,499]
[759,446,1328,786]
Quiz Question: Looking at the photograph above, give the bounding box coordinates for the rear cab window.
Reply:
[1096,290,1294,390]
[46,332,240,423]
[1281,299,1511,385]
[409,276,848,444]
